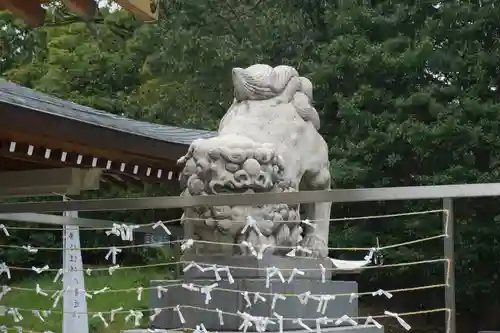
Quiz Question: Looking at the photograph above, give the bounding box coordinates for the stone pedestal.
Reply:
[149,255,383,333]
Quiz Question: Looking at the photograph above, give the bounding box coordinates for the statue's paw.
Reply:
[274,95,292,105]
[300,235,328,259]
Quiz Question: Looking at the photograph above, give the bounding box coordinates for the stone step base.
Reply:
[150,278,358,331]
[180,255,336,280]
[123,325,383,333]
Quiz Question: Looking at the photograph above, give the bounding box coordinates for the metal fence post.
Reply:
[443,198,456,333]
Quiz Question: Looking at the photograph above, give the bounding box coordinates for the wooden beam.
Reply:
[0,0,51,12]
[0,168,101,198]
[114,0,159,21]
[1,0,45,27]
[0,138,181,184]
[0,155,53,171]
[62,0,97,20]
[0,126,163,167]
[111,172,144,189]
[102,174,128,190]
[0,104,189,164]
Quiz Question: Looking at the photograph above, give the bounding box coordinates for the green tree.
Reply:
[309,1,500,329]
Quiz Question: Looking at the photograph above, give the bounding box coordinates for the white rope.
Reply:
[0,208,451,333]
[2,304,449,319]
[0,232,446,252]
[3,257,447,273]
[7,281,446,298]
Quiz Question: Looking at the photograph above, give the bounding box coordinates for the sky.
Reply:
[98,0,121,11]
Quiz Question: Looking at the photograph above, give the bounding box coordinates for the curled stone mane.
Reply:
[232,64,320,130]
[232,64,298,101]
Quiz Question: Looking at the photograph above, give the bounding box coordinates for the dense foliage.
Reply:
[1,0,500,331]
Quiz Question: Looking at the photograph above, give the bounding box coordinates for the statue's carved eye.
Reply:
[235,172,248,182]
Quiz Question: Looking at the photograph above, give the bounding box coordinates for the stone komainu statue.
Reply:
[177,64,332,258]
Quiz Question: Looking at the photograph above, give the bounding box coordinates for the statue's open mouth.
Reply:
[179,138,305,256]
[180,137,290,197]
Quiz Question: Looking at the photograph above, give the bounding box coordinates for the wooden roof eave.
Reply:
[0,0,160,28]
[0,79,215,164]
[0,101,189,163]
[0,79,216,186]
[0,137,181,185]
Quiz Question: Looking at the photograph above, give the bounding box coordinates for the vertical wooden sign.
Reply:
[62,208,89,333]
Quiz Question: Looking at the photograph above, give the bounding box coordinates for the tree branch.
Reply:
[41,17,104,27]
[222,0,240,21]
[206,0,243,43]
[250,0,264,11]
[40,14,134,38]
